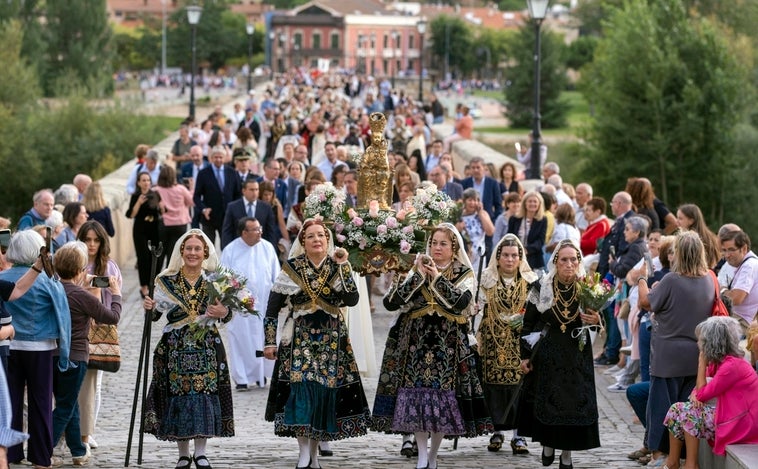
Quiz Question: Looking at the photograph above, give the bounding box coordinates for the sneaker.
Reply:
[72,453,90,466]
[603,364,623,375]
[620,345,633,355]
[607,382,629,392]
[647,455,667,467]
[86,436,98,449]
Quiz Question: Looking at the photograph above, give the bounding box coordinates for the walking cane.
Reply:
[125,241,163,467]
[453,243,487,451]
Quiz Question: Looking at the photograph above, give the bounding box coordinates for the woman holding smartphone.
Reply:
[76,221,122,452]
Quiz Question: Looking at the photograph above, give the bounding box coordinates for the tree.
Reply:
[428,16,475,78]
[503,21,568,128]
[42,0,114,97]
[580,0,751,227]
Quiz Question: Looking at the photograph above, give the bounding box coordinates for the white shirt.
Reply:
[126,163,161,194]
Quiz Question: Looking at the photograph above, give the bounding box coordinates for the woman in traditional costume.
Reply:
[478,234,537,455]
[518,239,602,469]
[263,219,371,469]
[142,229,234,469]
[372,222,492,469]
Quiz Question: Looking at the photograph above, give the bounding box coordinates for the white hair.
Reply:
[6,230,44,265]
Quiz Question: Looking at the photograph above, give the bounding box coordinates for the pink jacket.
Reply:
[696,355,758,455]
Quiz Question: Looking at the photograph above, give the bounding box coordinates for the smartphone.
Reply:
[45,226,52,252]
[609,245,616,259]
[91,276,110,288]
[0,229,10,250]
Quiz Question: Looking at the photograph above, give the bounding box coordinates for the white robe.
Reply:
[220,237,280,387]
[345,273,377,378]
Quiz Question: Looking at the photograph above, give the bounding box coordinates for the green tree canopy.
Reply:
[503,21,568,128]
[580,0,751,226]
[428,15,475,78]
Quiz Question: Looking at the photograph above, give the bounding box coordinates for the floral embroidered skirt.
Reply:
[664,401,716,441]
[265,310,371,441]
[144,325,234,441]
[372,312,492,437]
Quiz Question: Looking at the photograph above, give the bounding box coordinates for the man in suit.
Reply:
[180,146,209,228]
[221,179,277,250]
[344,170,358,208]
[193,146,242,244]
[257,159,288,215]
[238,105,262,143]
[232,148,256,185]
[428,165,463,202]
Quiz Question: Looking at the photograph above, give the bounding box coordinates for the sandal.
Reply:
[510,437,529,455]
[175,456,192,469]
[487,433,504,452]
[400,439,415,458]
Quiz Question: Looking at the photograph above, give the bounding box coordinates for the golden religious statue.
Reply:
[357,113,393,210]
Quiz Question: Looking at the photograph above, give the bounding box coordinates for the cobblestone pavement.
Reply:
[10,263,647,469]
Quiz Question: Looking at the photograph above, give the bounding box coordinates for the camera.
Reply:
[91,276,110,288]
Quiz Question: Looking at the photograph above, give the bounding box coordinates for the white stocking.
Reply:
[427,432,444,468]
[296,436,310,468]
[561,449,572,464]
[543,445,554,457]
[414,432,429,468]
[177,441,190,458]
[193,438,207,457]
[309,439,320,468]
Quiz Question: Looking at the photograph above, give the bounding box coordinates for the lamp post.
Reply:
[246,23,255,93]
[268,31,275,80]
[526,0,549,179]
[390,29,398,89]
[279,33,287,73]
[186,5,202,120]
[416,19,426,103]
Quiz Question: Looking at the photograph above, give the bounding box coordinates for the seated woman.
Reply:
[662,316,758,469]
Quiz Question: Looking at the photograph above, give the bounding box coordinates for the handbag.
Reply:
[88,321,121,372]
[709,271,729,317]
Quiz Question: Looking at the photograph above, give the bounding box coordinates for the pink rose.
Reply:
[334,222,344,233]
[400,240,411,254]
[368,200,380,218]
[386,216,398,229]
[319,193,326,202]
[396,209,407,221]
[377,224,387,235]
[336,234,346,243]
[402,225,414,234]
[352,216,364,227]
[347,208,357,219]
[359,239,367,250]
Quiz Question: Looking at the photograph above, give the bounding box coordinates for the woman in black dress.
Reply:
[127,171,162,297]
[518,239,602,468]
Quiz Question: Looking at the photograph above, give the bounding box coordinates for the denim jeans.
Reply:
[626,381,650,427]
[604,304,621,360]
[52,358,88,457]
[639,315,652,382]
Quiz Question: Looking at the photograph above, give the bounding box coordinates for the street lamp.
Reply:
[187,5,202,120]
[526,0,549,179]
[279,33,287,73]
[416,19,426,103]
[390,29,398,89]
[268,31,275,80]
[246,23,255,93]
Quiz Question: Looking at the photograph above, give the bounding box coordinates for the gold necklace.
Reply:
[485,276,528,367]
[552,279,579,333]
[177,268,206,318]
[300,258,331,309]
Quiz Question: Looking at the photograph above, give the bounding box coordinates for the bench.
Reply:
[726,444,758,469]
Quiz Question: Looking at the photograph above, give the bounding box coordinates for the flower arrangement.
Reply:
[410,182,456,225]
[575,272,612,351]
[303,182,346,222]
[190,266,257,340]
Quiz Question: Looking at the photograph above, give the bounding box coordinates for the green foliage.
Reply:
[580,0,752,228]
[498,0,528,11]
[566,35,598,70]
[504,22,569,129]
[428,16,475,77]
[0,22,40,113]
[42,0,114,97]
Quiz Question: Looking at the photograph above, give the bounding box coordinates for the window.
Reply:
[409,35,415,49]
[313,33,321,50]
[294,32,303,48]
[330,33,339,49]
[383,59,388,75]
[357,34,364,48]
[383,34,388,48]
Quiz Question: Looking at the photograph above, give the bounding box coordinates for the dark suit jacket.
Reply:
[441,181,464,201]
[220,198,277,250]
[180,161,209,185]
[507,216,548,270]
[193,165,242,231]
[461,176,502,220]
[597,210,636,277]
[238,118,262,142]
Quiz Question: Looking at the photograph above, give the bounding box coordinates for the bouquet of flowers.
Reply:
[575,272,612,351]
[190,266,256,340]
[577,272,615,311]
[335,200,421,254]
[410,182,455,225]
[303,182,346,222]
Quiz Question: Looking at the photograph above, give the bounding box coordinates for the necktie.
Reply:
[216,168,224,190]
[247,202,254,217]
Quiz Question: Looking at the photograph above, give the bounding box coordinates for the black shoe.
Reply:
[235,384,248,391]
[401,440,414,458]
[594,355,619,366]
[175,456,192,469]
[542,448,555,466]
[317,445,333,457]
[510,437,529,455]
[295,459,311,469]
[193,454,212,469]
[558,460,573,469]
